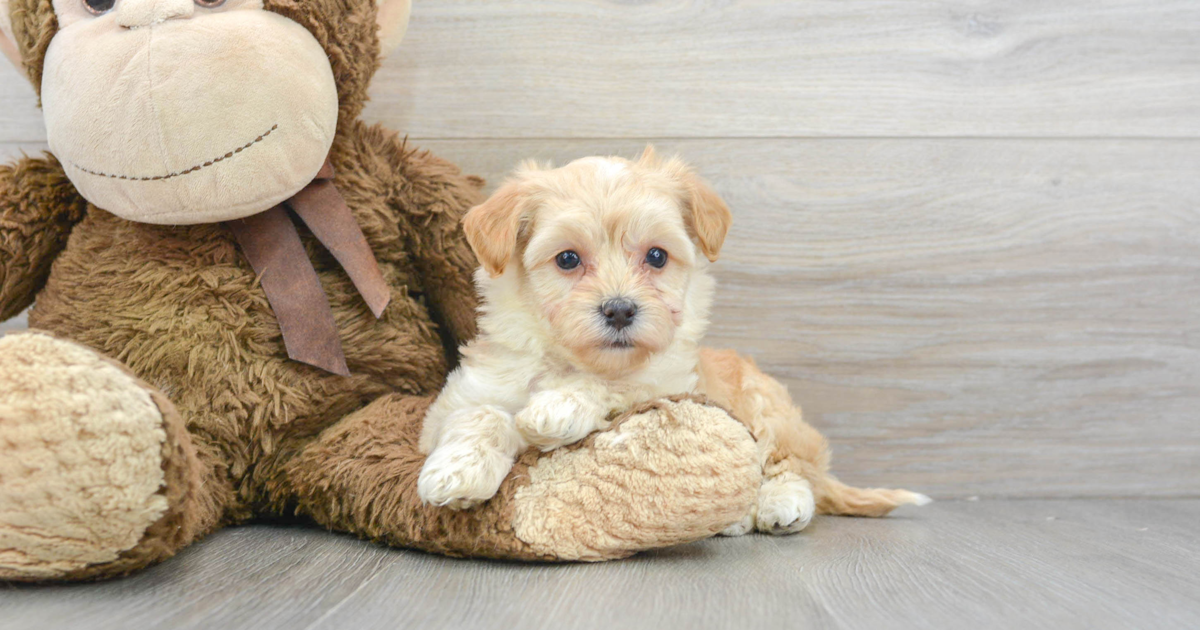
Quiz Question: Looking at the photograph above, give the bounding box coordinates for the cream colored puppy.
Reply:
[418,148,928,534]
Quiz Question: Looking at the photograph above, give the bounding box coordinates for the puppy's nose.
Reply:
[600,298,638,331]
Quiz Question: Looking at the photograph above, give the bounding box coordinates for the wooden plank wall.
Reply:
[2,1,1197,498]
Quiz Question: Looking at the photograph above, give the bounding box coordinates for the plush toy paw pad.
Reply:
[509,398,761,560]
[755,472,815,535]
[0,333,169,580]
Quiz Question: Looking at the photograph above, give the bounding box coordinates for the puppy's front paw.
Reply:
[755,473,815,535]
[515,390,604,451]
[418,443,512,510]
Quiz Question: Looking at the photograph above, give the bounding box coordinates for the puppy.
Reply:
[417,148,928,534]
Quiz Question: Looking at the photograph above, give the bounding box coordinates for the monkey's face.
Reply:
[39,0,341,224]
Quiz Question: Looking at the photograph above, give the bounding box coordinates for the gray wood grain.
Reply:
[0,143,42,161]
[5,0,1200,140]
[3,138,1197,499]
[1,500,1197,630]
[0,64,41,143]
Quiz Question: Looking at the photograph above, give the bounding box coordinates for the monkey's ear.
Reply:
[376,0,411,58]
[0,0,22,70]
[462,181,528,277]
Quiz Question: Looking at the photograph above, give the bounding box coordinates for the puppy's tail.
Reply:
[811,474,932,517]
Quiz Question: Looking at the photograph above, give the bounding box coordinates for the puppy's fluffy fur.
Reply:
[418,148,928,534]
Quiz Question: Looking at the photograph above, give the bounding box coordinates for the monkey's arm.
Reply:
[0,154,89,321]
[373,129,484,352]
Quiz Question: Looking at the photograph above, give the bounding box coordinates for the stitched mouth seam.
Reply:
[67,124,278,182]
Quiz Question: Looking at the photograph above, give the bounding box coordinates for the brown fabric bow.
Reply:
[225,159,390,376]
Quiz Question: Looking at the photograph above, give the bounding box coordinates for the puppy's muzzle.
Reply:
[600,298,638,331]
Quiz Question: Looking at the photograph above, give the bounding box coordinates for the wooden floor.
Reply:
[1,500,1196,630]
[3,1,1199,627]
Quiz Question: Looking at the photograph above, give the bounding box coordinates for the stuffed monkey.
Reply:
[0,0,763,581]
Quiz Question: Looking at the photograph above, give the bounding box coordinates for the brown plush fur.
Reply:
[1,0,761,580]
[286,393,550,561]
[26,119,482,521]
[0,153,87,321]
[2,0,483,576]
[5,0,54,101]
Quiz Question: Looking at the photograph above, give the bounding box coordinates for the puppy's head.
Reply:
[463,147,732,377]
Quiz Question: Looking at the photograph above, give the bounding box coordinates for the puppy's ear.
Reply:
[637,144,658,166]
[647,150,731,261]
[462,182,527,277]
[678,168,732,262]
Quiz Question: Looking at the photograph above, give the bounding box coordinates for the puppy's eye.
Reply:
[555,250,581,270]
[645,247,668,269]
[83,0,115,15]
[195,0,226,7]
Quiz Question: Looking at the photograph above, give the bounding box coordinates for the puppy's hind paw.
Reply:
[755,473,815,535]
[718,513,755,537]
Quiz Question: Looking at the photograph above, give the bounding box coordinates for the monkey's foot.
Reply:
[0,333,196,581]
